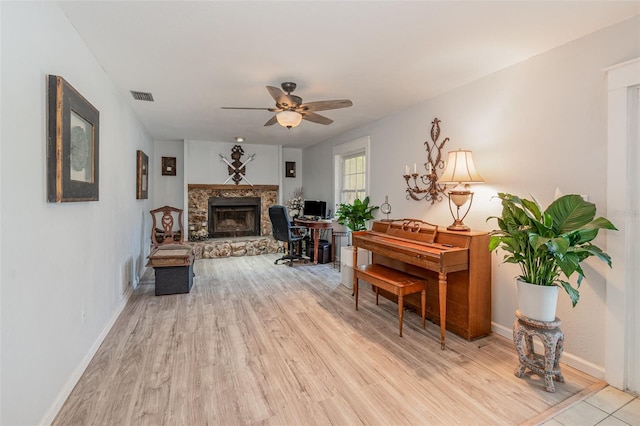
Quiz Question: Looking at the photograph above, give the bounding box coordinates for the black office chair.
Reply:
[269,205,308,266]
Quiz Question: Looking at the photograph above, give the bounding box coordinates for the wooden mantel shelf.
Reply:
[188,184,278,191]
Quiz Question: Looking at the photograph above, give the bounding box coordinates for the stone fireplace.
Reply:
[186,184,280,259]
[208,196,260,238]
[187,184,278,237]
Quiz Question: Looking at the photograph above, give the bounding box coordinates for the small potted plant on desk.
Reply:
[335,197,379,287]
[487,192,617,321]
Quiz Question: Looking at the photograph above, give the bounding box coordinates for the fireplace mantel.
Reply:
[188,184,278,191]
[188,184,278,237]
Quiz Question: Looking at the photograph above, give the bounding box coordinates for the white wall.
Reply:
[151,140,303,227]
[303,16,640,376]
[282,147,303,204]
[302,141,334,206]
[606,59,640,391]
[0,2,154,424]
[150,140,302,204]
[153,139,184,209]
[186,140,281,185]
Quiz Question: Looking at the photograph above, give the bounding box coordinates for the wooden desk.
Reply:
[294,218,333,265]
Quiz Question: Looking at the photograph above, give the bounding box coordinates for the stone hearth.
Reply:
[186,237,281,260]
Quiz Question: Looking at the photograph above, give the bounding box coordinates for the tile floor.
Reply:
[541,386,640,425]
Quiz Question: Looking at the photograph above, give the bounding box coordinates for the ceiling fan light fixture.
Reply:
[276,111,302,129]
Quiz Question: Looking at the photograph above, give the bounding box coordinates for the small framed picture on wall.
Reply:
[162,156,176,176]
[136,150,148,199]
[285,161,296,178]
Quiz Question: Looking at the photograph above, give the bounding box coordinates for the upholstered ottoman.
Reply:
[146,245,195,296]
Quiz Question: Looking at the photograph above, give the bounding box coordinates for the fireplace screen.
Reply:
[208,197,260,238]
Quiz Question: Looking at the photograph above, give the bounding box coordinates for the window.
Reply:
[333,136,370,208]
[340,152,366,204]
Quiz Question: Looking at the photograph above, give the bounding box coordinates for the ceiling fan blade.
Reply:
[264,116,278,126]
[266,86,302,108]
[299,99,353,112]
[302,111,333,125]
[221,107,272,110]
[266,86,285,101]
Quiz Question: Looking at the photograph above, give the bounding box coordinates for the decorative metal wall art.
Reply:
[403,117,449,204]
[219,145,256,185]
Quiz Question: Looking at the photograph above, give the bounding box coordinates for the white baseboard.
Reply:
[491,322,605,380]
[39,287,133,426]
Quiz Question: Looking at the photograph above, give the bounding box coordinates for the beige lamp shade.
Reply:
[276,111,303,129]
[438,149,485,184]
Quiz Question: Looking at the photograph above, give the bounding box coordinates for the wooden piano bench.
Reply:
[355,264,426,337]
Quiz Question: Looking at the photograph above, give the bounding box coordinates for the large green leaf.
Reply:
[546,195,595,234]
[559,280,580,307]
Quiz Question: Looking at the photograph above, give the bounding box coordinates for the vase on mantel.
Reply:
[517,279,559,322]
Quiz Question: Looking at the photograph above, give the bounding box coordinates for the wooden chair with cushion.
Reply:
[147,206,195,295]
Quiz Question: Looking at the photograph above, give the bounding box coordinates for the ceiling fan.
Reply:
[221,82,353,129]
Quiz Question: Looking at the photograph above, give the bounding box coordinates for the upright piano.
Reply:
[352,219,491,348]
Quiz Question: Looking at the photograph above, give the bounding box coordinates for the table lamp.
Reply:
[437,149,484,231]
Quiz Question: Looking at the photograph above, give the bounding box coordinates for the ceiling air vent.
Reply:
[130,90,154,102]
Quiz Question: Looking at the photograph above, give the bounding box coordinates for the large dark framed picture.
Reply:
[136,150,149,199]
[47,75,100,202]
[162,156,177,176]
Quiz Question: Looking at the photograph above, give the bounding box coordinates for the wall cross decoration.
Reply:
[219,145,256,185]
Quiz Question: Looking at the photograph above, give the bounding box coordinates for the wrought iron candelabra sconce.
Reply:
[403,118,450,204]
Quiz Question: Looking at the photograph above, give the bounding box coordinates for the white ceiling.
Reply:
[59,1,639,148]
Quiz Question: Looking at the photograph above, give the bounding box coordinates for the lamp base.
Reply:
[446,219,470,231]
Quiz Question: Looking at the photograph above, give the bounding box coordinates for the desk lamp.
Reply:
[437,149,484,231]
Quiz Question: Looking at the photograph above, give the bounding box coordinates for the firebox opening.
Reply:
[208,197,261,238]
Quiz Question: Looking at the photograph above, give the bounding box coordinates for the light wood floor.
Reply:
[54,254,601,425]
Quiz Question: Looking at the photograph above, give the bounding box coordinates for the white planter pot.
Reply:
[331,220,349,234]
[517,279,559,322]
[340,246,370,288]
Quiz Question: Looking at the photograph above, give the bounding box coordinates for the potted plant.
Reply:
[487,192,616,321]
[335,196,379,231]
[335,196,379,288]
